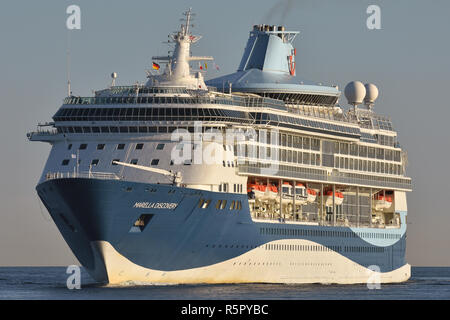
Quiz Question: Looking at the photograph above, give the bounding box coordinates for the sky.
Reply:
[0,0,449,266]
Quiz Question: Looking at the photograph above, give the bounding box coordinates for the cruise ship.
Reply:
[28,9,412,284]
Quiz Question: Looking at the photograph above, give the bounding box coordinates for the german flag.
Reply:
[152,62,160,70]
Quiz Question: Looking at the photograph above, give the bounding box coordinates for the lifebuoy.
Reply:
[289,56,295,76]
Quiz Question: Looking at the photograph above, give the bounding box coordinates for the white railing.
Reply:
[45,171,120,181]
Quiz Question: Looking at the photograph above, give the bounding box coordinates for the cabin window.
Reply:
[303,153,310,165]
[200,199,211,209]
[111,159,120,165]
[79,144,87,150]
[91,159,99,166]
[135,143,144,150]
[97,144,105,150]
[156,143,165,150]
[117,143,125,150]
[61,159,70,166]
[151,159,159,166]
[281,149,286,162]
[130,159,138,165]
[303,137,310,150]
[129,214,154,233]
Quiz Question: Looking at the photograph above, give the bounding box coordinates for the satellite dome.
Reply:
[111,72,118,79]
[344,81,366,106]
[364,83,379,106]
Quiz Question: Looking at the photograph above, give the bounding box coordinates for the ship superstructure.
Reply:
[28,10,412,284]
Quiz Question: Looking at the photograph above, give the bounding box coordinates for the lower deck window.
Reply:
[129,214,154,233]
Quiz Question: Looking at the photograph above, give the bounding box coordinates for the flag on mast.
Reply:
[152,62,160,70]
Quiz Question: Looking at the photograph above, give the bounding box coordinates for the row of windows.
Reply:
[266,243,342,252]
[335,156,402,175]
[57,125,395,165]
[260,227,401,240]
[79,86,189,99]
[240,161,411,189]
[62,94,285,110]
[67,142,165,151]
[278,134,320,151]
[58,125,232,135]
[215,200,243,210]
[244,146,321,167]
[54,108,363,140]
[199,199,243,211]
[249,130,401,162]
[217,183,243,193]
[323,141,401,162]
[261,92,338,107]
[54,107,251,123]
[264,243,385,253]
[250,112,361,136]
[205,244,259,249]
[243,132,322,151]
[61,158,161,167]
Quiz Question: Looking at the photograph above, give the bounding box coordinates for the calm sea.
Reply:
[0,266,449,300]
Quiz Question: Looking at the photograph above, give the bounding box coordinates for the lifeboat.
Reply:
[247,183,266,200]
[294,183,307,204]
[373,194,393,211]
[264,184,278,201]
[321,190,344,206]
[281,182,293,202]
[306,188,317,203]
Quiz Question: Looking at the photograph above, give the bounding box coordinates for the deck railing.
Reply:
[45,171,120,181]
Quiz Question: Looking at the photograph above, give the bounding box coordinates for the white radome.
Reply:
[364,83,379,105]
[344,81,366,106]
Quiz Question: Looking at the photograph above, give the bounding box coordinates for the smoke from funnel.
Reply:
[262,0,295,24]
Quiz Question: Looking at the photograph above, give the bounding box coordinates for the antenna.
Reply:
[66,30,71,97]
[182,8,195,35]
